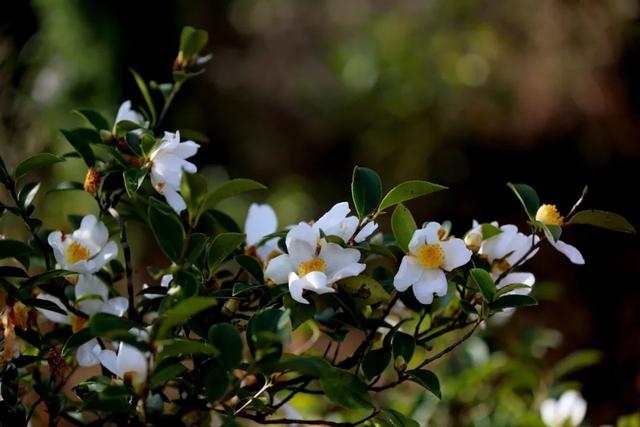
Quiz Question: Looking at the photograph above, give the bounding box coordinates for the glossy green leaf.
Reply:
[490,294,537,311]
[48,181,84,192]
[375,409,420,427]
[495,283,531,298]
[130,68,157,125]
[0,240,32,260]
[150,362,186,389]
[362,348,391,380]
[185,233,207,266]
[114,120,142,138]
[338,275,391,305]
[320,368,373,409]
[246,308,290,361]
[392,332,415,365]
[208,324,243,369]
[205,179,266,210]
[124,167,147,197]
[405,369,441,398]
[180,172,208,223]
[148,197,185,262]
[507,182,540,219]
[235,254,264,283]
[156,296,217,338]
[379,180,447,212]
[73,109,110,130]
[480,223,503,239]
[157,338,218,359]
[60,129,96,166]
[207,232,246,272]
[13,153,66,179]
[204,365,228,402]
[567,209,635,233]
[391,203,417,252]
[470,268,496,302]
[179,26,209,62]
[18,182,40,207]
[20,298,67,315]
[351,166,382,218]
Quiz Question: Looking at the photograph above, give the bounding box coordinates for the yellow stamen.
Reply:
[535,204,564,226]
[298,258,326,276]
[416,244,444,269]
[65,242,90,265]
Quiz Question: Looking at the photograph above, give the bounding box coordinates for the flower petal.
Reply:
[412,268,447,305]
[439,237,472,271]
[393,256,423,292]
[245,203,278,246]
[101,297,129,316]
[36,294,71,325]
[116,343,148,380]
[314,202,350,234]
[75,274,109,315]
[550,239,585,265]
[76,339,101,367]
[164,187,187,213]
[265,254,294,284]
[354,221,378,243]
[98,349,119,376]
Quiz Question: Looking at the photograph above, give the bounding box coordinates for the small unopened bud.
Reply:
[222,299,239,316]
[83,167,101,196]
[394,355,407,372]
[173,51,185,71]
[99,129,114,143]
[464,232,482,252]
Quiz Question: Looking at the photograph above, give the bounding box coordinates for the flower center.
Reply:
[65,242,90,265]
[416,244,444,269]
[298,258,326,276]
[535,204,564,226]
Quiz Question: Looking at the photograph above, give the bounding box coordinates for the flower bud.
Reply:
[99,129,114,143]
[394,355,407,372]
[464,231,483,252]
[83,167,102,196]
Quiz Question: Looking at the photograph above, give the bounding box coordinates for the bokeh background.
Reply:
[2,0,639,424]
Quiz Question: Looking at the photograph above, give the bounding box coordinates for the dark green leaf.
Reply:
[148,197,185,262]
[283,293,315,330]
[246,308,290,361]
[18,182,40,207]
[179,26,209,63]
[339,275,391,305]
[205,179,266,210]
[21,298,67,315]
[114,120,141,138]
[405,369,441,398]
[185,233,207,266]
[157,296,217,338]
[204,365,228,402]
[235,254,264,283]
[180,172,208,224]
[13,153,66,179]
[130,69,157,125]
[495,283,531,298]
[60,129,96,166]
[48,181,84,193]
[0,240,32,260]
[490,294,538,311]
[320,368,373,409]
[89,313,140,337]
[507,183,540,219]
[391,203,417,252]
[124,168,147,197]
[470,268,496,302]
[208,324,243,369]
[150,363,186,389]
[375,409,420,427]
[0,266,27,278]
[379,180,447,212]
[63,328,95,356]
[567,209,635,233]
[207,232,246,272]
[362,348,391,380]
[351,166,382,218]
[73,109,110,130]
[392,332,415,365]
[157,338,218,359]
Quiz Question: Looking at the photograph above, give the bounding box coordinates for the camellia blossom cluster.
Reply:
[0,26,634,427]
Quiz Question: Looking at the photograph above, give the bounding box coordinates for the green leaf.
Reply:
[208,324,243,369]
[205,179,266,210]
[156,296,217,338]
[130,68,157,125]
[351,166,382,218]
[507,182,540,219]
[338,275,391,305]
[362,348,391,380]
[180,172,208,224]
[495,283,531,298]
[150,362,186,389]
[204,365,228,402]
[378,180,447,212]
[375,409,420,427]
[235,254,264,283]
[148,197,185,262]
[0,156,9,184]
[283,293,315,330]
[48,181,84,193]
[179,26,209,63]
[207,232,246,272]
[391,203,417,252]
[490,294,537,311]
[157,338,218,359]
[73,109,110,130]
[469,268,496,302]
[13,153,66,179]
[63,328,95,356]
[567,210,635,233]
[0,240,32,260]
[480,223,503,239]
[392,332,415,365]
[553,350,602,379]
[185,233,207,266]
[60,129,96,166]
[20,298,67,315]
[320,368,373,409]
[246,308,290,361]
[114,120,142,138]
[89,313,140,337]
[18,182,40,207]
[124,167,147,198]
[405,369,441,399]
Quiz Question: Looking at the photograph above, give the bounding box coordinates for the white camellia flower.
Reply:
[540,390,587,427]
[245,203,279,261]
[114,100,145,126]
[394,222,472,305]
[536,204,585,265]
[48,215,118,274]
[148,131,199,214]
[36,274,128,367]
[312,202,378,243]
[98,328,149,388]
[265,222,366,304]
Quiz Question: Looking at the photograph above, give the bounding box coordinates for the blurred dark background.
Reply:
[2,0,639,423]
